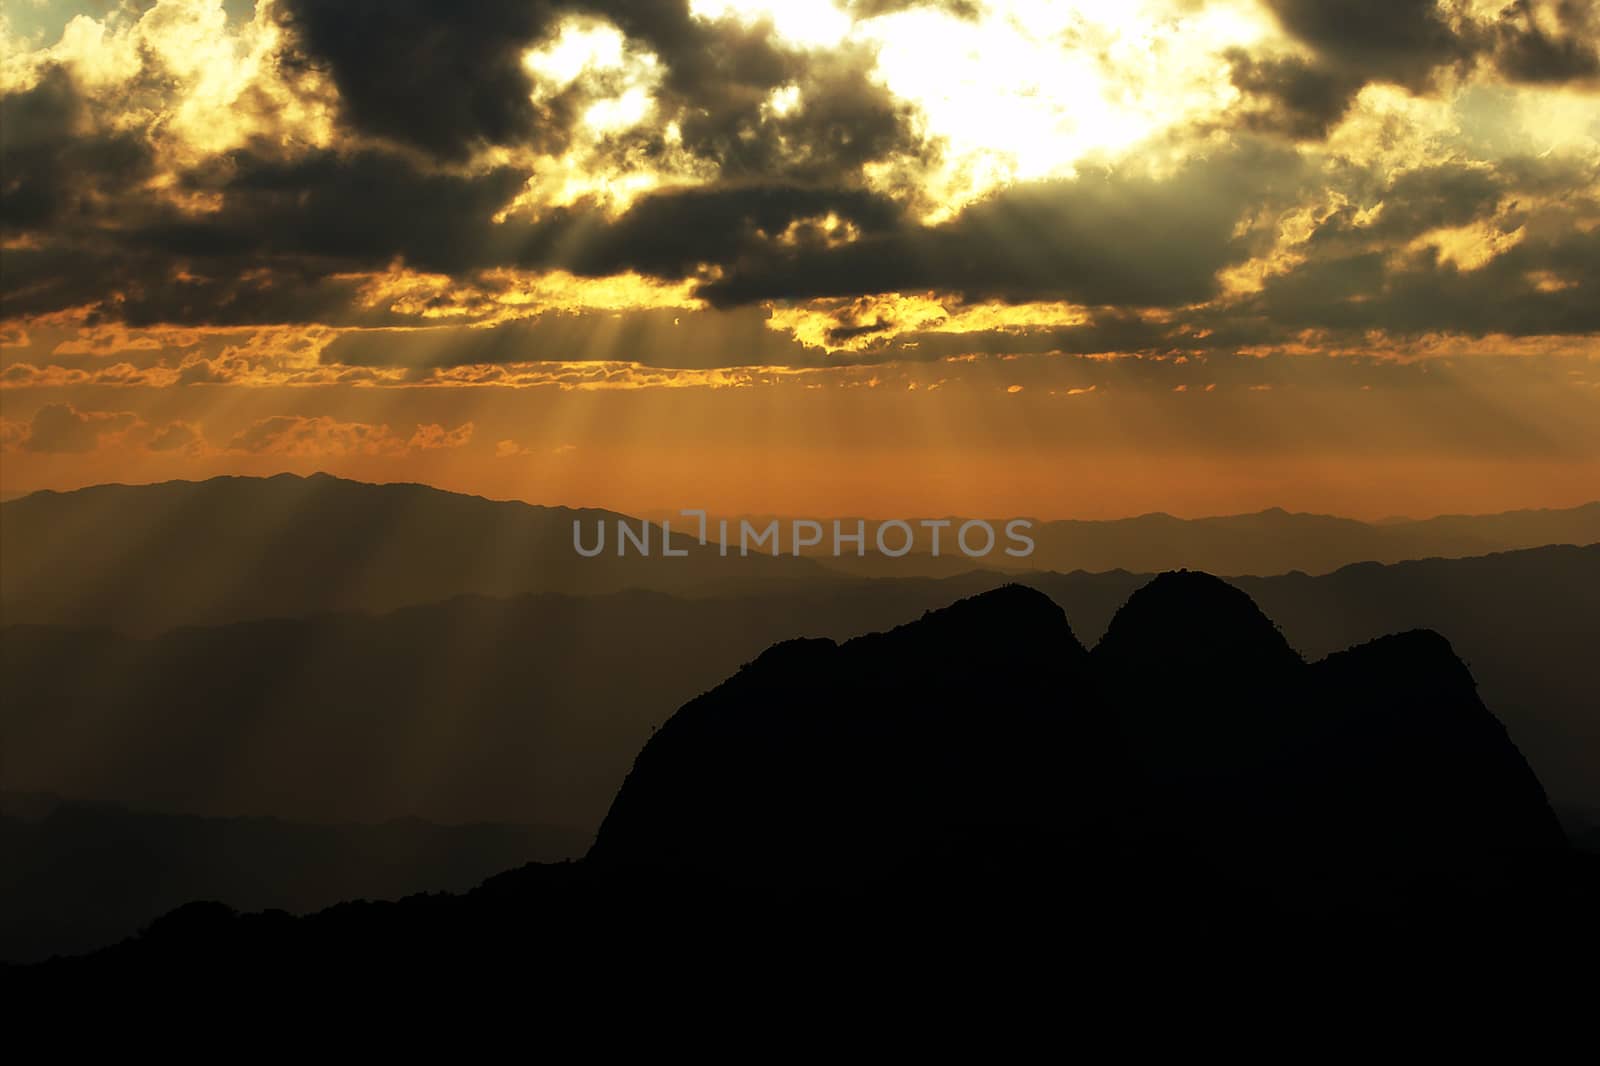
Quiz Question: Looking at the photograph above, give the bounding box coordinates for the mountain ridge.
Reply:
[0,472,825,633]
[5,474,1598,635]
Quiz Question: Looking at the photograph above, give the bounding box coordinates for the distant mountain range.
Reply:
[1022,502,1600,576]
[18,582,1592,980]
[4,475,1596,631]
[687,502,1600,578]
[0,473,822,633]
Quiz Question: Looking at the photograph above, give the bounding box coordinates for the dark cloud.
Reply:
[0,240,410,328]
[276,1,931,184]
[144,147,531,272]
[1492,0,1600,83]
[1230,1,1483,141]
[0,66,155,233]
[8,5,1275,329]
[1364,164,1506,238]
[2,121,915,325]
[1190,152,1600,344]
[838,1,983,18]
[0,118,1325,334]
[1225,52,1364,140]
[1298,163,1508,254]
[691,140,1306,308]
[1262,0,1478,91]
[1241,0,1600,134]
[322,305,821,370]
[320,302,1295,371]
[156,160,910,309]
[3,2,1597,363]
[535,182,907,280]
[588,5,933,186]
[1248,223,1600,339]
[277,0,570,161]
[1,141,530,325]
[680,43,927,183]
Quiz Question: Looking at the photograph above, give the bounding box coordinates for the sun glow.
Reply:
[688,0,854,50]
[677,1,1282,216]
[3,0,1598,520]
[859,0,1276,214]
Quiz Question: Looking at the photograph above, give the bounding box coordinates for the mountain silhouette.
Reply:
[13,578,1590,979]
[591,581,1565,909]
[1089,575,1564,900]
[587,585,1114,880]
[1094,569,1301,674]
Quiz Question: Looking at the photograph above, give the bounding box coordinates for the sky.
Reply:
[1,0,1597,518]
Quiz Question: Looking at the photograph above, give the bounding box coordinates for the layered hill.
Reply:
[0,793,583,964]
[23,580,1586,978]
[788,502,1600,578]
[0,473,820,633]
[4,475,1595,632]
[1019,503,1600,577]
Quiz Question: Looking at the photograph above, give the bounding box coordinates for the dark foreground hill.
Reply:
[0,793,585,964]
[590,577,1564,890]
[19,580,1591,982]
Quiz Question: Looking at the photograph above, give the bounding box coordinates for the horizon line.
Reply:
[5,470,1598,529]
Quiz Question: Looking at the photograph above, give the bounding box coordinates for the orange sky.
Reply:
[2,1,1597,518]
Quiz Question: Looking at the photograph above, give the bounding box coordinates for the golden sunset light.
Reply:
[3,0,1598,516]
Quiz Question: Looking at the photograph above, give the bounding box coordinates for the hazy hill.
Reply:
[4,477,1594,633]
[4,583,1120,828]
[0,473,822,633]
[813,502,1600,578]
[1025,503,1600,576]
[0,793,583,964]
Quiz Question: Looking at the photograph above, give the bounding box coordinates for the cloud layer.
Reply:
[1,0,1596,386]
